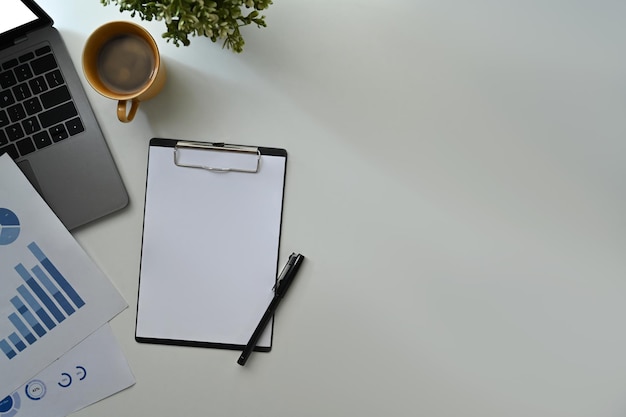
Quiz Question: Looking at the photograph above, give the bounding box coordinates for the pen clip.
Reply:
[272,253,298,292]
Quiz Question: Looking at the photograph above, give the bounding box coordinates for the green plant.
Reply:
[100,0,273,52]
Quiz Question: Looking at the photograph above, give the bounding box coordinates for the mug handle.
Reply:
[117,99,140,123]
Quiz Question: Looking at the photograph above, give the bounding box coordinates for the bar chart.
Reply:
[0,242,86,360]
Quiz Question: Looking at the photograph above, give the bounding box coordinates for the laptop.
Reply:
[0,0,128,230]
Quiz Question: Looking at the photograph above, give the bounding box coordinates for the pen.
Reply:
[237,253,305,366]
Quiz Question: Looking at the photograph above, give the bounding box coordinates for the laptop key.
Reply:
[12,83,32,101]
[0,71,17,89]
[0,109,8,127]
[2,59,18,70]
[19,52,35,63]
[6,123,24,141]
[31,54,57,75]
[0,143,18,159]
[22,117,40,135]
[49,124,68,142]
[16,137,35,156]
[39,102,78,128]
[0,90,15,108]
[0,130,7,146]
[29,76,47,94]
[33,131,52,149]
[35,46,52,56]
[45,70,64,88]
[7,103,26,123]
[41,85,71,109]
[23,97,43,115]
[66,117,84,136]
[14,64,33,82]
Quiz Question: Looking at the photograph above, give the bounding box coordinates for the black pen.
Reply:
[237,253,305,366]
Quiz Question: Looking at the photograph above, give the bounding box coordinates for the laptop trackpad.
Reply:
[17,160,44,196]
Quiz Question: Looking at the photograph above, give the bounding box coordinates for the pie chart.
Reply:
[0,208,20,245]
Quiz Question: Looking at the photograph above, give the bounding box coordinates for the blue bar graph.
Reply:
[17,285,56,331]
[31,265,75,316]
[0,339,16,359]
[10,296,46,337]
[28,242,85,308]
[8,333,26,352]
[1,241,86,360]
[8,313,36,345]
[15,264,65,324]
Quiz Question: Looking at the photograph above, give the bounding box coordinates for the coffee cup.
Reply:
[83,21,166,122]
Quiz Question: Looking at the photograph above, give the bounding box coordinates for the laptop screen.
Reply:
[0,0,50,47]
[0,1,38,34]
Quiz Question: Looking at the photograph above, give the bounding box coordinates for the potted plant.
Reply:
[100,0,273,52]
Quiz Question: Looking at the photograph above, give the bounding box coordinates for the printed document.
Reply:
[0,324,135,417]
[0,154,127,398]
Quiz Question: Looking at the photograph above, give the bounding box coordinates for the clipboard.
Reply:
[135,138,287,351]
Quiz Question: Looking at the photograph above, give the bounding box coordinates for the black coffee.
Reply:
[97,34,155,94]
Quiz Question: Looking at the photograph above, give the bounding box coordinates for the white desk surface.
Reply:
[35,1,626,416]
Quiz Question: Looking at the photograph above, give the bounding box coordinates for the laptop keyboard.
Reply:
[0,44,84,160]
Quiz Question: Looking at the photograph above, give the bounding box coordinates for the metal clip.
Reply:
[174,141,261,173]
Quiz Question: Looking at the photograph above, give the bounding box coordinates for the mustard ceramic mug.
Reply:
[83,21,166,122]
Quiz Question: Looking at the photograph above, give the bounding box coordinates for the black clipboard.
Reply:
[135,138,287,351]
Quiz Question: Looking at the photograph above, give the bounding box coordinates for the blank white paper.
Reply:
[136,142,286,349]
